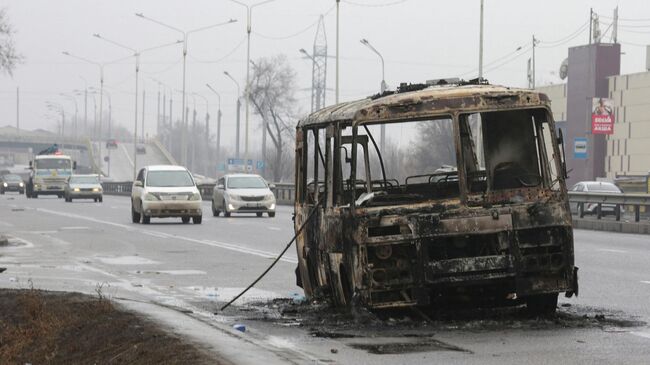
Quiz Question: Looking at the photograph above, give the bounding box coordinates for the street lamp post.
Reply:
[193,92,210,175]
[228,0,276,168]
[223,71,241,158]
[206,83,222,174]
[135,13,236,168]
[360,38,387,151]
[93,34,182,179]
[61,51,106,167]
[91,87,112,176]
[59,93,78,139]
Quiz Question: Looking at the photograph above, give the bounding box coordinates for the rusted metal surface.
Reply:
[294,83,577,313]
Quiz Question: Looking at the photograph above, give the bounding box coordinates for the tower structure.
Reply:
[311,15,328,112]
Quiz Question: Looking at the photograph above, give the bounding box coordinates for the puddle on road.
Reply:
[348,338,469,354]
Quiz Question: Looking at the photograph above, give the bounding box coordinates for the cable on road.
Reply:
[219,200,322,311]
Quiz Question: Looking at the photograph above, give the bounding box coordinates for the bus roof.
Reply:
[297,83,551,129]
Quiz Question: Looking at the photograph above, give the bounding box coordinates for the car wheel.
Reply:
[211,200,220,217]
[58,194,63,198]
[193,215,202,224]
[268,212,276,218]
[142,214,150,224]
[131,204,141,223]
[223,200,231,217]
[0,190,4,195]
[94,198,98,202]
[256,212,263,217]
[33,194,38,198]
[181,216,190,224]
[99,196,103,203]
[19,190,24,195]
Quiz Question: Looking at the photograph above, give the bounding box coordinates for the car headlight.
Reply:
[19,182,24,187]
[229,193,240,201]
[73,187,80,192]
[189,192,202,201]
[92,188,100,192]
[2,182,7,187]
[144,193,159,201]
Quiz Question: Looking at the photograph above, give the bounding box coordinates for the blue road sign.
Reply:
[574,137,587,159]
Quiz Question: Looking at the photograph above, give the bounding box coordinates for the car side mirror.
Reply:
[269,183,276,189]
[217,184,224,190]
[73,161,77,170]
[134,180,143,187]
[29,161,32,167]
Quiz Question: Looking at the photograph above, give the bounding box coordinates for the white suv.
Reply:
[131,165,203,224]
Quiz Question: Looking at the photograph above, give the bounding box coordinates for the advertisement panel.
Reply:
[591,98,614,134]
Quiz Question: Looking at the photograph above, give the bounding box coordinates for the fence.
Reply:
[103,181,295,205]
[568,191,650,222]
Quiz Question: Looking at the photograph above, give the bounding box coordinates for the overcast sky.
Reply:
[0,0,648,150]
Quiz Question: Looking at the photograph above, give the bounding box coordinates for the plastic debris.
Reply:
[233,324,246,332]
[289,292,306,304]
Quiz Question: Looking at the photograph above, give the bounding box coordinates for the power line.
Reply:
[187,35,247,64]
[538,21,589,46]
[342,0,409,7]
[459,44,530,77]
[253,5,335,41]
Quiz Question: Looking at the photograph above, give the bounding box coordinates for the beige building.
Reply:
[537,71,650,180]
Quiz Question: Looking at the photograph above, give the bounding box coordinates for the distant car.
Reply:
[64,175,103,202]
[570,181,622,216]
[0,174,25,194]
[136,144,146,154]
[106,139,118,149]
[212,174,276,217]
[131,165,202,224]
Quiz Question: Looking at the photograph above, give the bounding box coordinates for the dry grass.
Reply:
[0,288,217,364]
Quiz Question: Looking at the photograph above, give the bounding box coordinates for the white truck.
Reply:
[26,152,76,198]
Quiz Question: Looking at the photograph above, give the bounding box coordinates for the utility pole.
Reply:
[169,97,173,154]
[612,7,618,43]
[532,35,537,89]
[478,0,484,79]
[335,0,340,104]
[156,88,160,136]
[141,89,146,142]
[589,8,593,45]
[83,87,88,137]
[16,87,19,135]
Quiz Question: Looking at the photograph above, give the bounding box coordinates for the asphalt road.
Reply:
[1,193,650,364]
[95,141,170,181]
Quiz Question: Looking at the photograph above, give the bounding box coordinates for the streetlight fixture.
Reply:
[135,13,237,168]
[227,0,277,167]
[93,33,182,179]
[223,71,241,158]
[46,102,66,148]
[360,38,387,151]
[206,83,223,172]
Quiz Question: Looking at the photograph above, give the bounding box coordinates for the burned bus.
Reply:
[293,81,578,314]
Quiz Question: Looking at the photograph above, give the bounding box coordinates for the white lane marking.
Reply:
[596,249,628,254]
[0,221,14,227]
[35,208,297,264]
[267,227,282,231]
[136,270,207,276]
[640,281,650,285]
[98,256,159,265]
[631,331,650,339]
[120,143,134,168]
[60,226,90,230]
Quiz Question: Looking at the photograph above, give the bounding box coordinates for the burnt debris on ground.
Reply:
[226,297,646,341]
[0,288,220,364]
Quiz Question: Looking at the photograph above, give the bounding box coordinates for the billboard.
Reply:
[591,98,614,134]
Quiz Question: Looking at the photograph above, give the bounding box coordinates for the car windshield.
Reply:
[146,170,194,187]
[70,176,99,184]
[227,176,267,189]
[35,158,71,170]
[3,175,22,182]
[586,183,621,193]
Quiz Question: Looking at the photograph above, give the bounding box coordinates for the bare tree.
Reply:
[249,55,298,182]
[0,8,22,75]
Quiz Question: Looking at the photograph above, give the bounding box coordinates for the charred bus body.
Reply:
[293,82,578,314]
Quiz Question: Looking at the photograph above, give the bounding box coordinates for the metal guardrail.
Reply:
[568,191,650,222]
[102,181,296,205]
